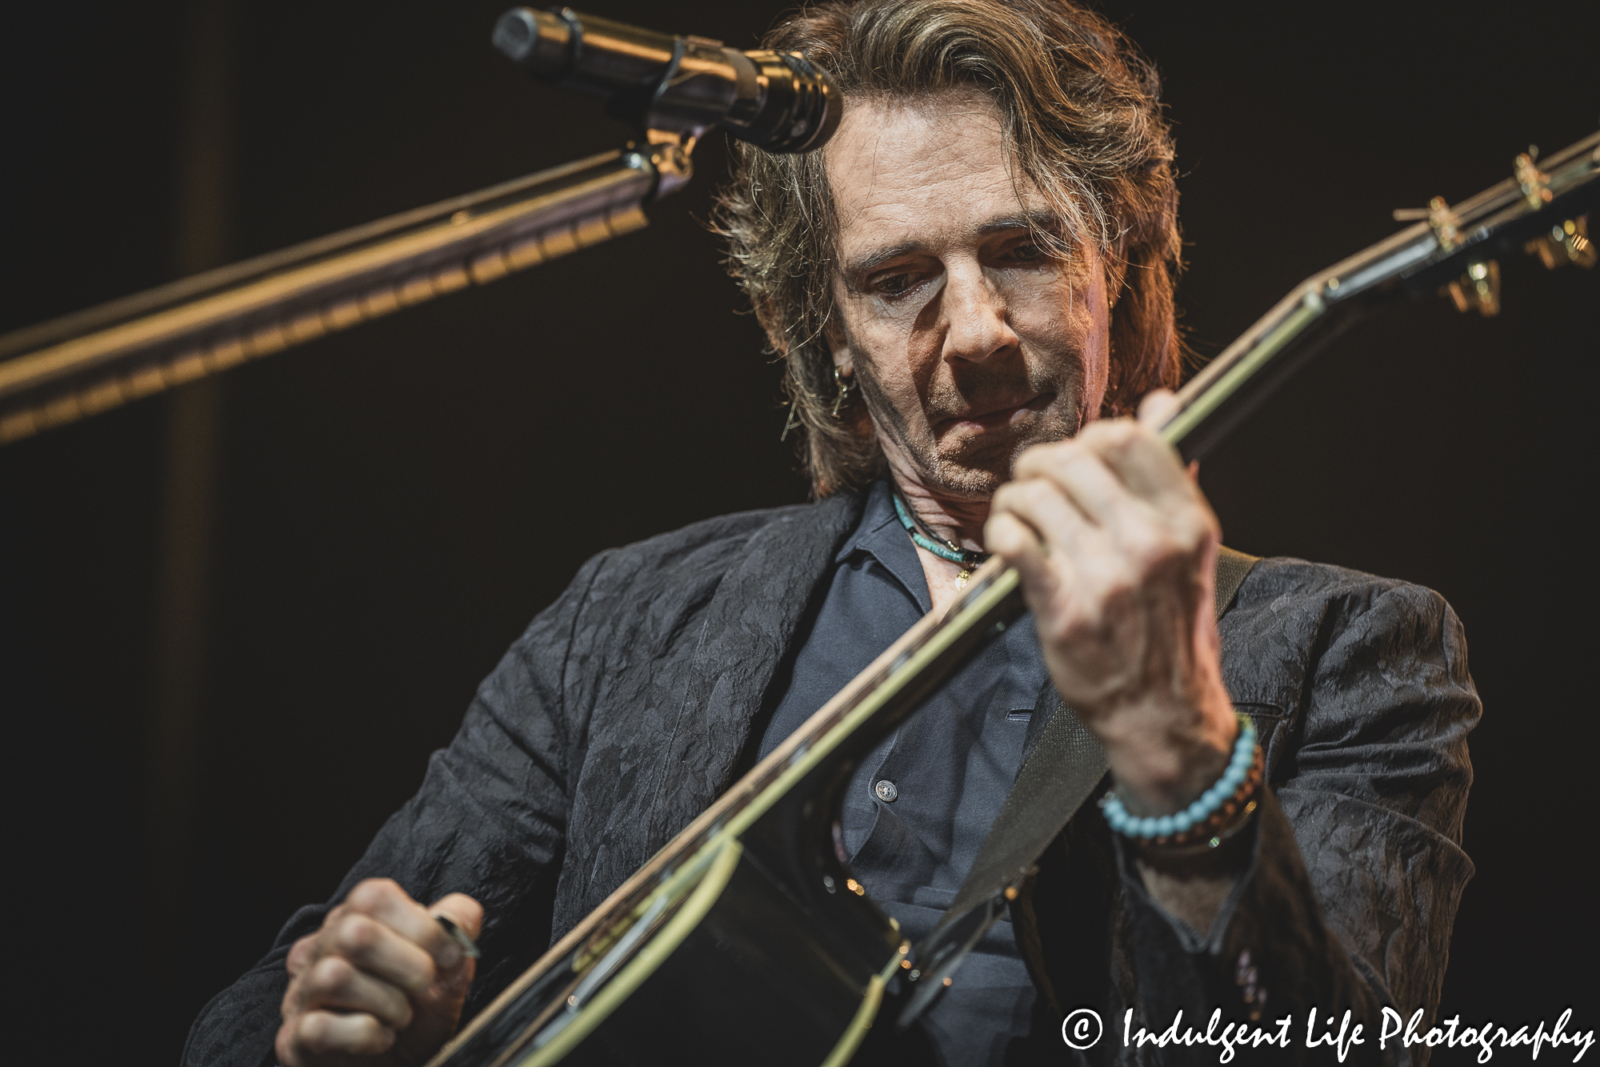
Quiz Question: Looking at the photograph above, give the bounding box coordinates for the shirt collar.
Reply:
[835,477,932,614]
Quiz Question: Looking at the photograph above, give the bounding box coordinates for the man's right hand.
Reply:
[276,879,483,1067]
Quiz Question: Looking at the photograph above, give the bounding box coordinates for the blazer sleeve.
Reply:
[182,550,612,1067]
[1112,578,1480,1066]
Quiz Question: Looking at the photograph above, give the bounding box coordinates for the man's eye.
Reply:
[1006,243,1048,262]
[873,273,917,295]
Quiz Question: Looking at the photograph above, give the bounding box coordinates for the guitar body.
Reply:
[441,778,909,1067]
[541,839,891,1067]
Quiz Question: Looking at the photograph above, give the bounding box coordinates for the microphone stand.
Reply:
[0,132,695,446]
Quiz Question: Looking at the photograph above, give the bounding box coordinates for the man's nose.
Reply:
[941,265,1019,363]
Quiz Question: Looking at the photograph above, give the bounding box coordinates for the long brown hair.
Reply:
[715,0,1183,496]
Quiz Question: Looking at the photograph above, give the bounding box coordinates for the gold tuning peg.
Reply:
[1393,196,1461,252]
[1515,151,1553,211]
[1444,259,1501,317]
[1525,216,1596,270]
[1427,196,1460,251]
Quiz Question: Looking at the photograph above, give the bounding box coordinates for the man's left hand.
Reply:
[986,390,1237,817]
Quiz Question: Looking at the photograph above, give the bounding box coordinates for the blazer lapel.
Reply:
[642,491,864,852]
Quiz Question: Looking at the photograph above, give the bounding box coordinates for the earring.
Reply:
[779,393,801,441]
[831,367,853,417]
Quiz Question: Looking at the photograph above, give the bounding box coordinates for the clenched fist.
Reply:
[277,879,483,1067]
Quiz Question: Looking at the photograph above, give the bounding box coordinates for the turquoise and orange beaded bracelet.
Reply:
[1100,712,1263,848]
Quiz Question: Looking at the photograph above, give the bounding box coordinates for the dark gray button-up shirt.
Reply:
[759,478,1049,1063]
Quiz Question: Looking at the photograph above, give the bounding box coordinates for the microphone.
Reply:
[493,7,841,153]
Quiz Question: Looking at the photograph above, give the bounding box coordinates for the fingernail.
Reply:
[435,914,480,961]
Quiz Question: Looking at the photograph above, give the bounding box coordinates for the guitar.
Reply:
[422,132,1599,1067]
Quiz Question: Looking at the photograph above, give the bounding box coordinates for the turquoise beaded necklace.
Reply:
[891,491,990,589]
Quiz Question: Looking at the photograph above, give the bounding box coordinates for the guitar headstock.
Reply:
[1166,126,1598,462]
[1382,131,1598,316]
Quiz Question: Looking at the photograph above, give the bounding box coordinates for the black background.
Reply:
[1,0,1596,1062]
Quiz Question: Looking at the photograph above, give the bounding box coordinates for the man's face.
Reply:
[825,90,1110,501]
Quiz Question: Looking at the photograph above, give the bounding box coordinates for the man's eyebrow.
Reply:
[979,210,1067,237]
[841,241,921,282]
[840,211,1069,283]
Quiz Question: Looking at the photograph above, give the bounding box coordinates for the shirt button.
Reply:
[874,779,898,803]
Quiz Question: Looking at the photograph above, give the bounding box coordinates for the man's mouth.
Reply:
[937,392,1051,432]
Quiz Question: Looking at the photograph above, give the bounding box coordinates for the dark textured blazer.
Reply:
[185,490,1479,1066]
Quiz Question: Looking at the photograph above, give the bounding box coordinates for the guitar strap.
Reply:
[897,545,1260,1026]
